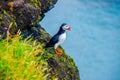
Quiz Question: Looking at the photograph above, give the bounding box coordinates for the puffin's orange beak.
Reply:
[67,26,70,30]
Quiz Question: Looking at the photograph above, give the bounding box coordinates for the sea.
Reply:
[40,0,120,80]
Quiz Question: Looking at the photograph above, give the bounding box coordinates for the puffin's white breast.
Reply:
[54,32,66,49]
[58,32,66,44]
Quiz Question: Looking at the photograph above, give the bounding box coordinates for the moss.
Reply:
[0,14,2,20]
[0,14,2,25]
[7,2,14,11]
[3,10,7,15]
[69,61,76,67]
[30,0,42,8]
[40,28,48,34]
[13,21,17,27]
[32,15,41,24]
[11,15,17,27]
[60,56,67,62]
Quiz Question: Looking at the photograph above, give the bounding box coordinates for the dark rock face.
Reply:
[0,0,57,38]
[47,57,58,68]
[0,0,80,80]
[13,3,41,30]
[45,53,80,80]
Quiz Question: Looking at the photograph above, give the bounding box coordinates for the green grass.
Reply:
[0,34,47,80]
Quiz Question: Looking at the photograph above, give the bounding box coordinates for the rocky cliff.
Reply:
[0,0,80,80]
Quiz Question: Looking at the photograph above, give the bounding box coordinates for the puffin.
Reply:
[45,23,70,54]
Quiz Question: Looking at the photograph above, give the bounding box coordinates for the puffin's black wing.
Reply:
[45,34,59,48]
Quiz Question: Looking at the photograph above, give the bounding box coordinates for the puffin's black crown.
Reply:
[61,23,67,27]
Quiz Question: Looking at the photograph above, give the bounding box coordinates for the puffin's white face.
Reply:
[62,24,70,31]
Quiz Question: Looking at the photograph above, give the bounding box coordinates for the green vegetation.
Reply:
[0,34,47,80]
[30,0,42,8]
[0,0,80,79]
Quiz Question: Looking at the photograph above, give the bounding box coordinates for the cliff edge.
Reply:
[0,0,80,80]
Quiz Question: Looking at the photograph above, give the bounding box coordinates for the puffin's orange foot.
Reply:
[55,48,63,54]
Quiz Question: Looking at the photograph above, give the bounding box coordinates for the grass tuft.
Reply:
[0,34,47,80]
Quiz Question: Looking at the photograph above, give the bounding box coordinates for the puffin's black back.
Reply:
[45,34,59,48]
[45,23,66,48]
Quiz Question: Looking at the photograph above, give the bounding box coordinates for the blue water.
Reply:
[40,0,120,80]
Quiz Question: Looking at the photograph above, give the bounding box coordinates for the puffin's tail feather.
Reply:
[44,45,53,49]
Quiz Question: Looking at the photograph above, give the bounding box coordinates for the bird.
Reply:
[45,23,70,54]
